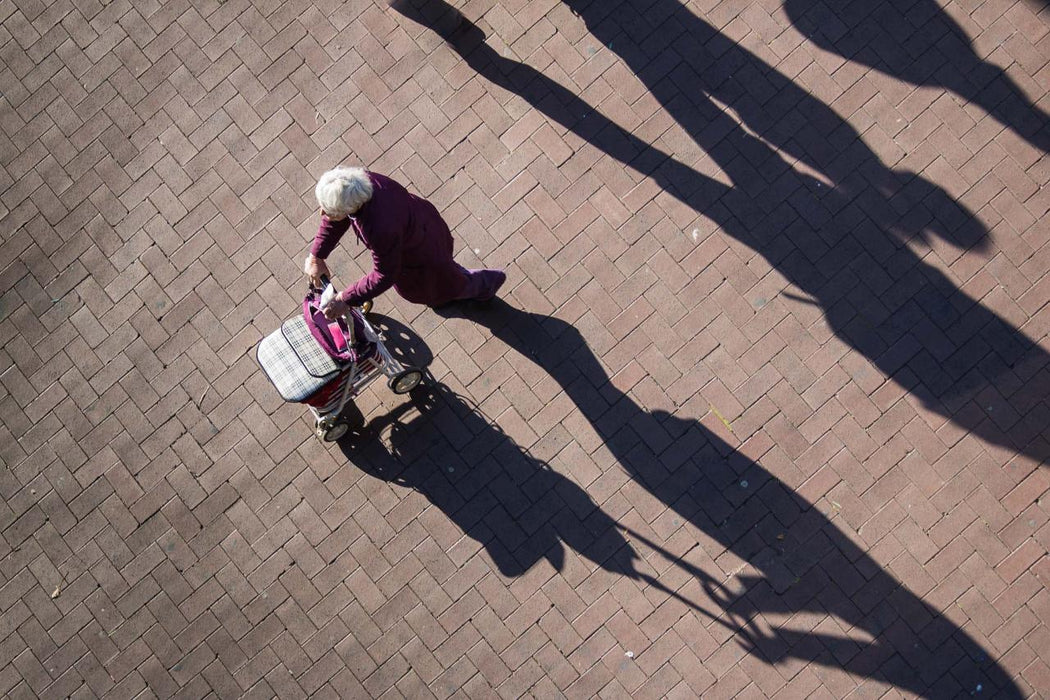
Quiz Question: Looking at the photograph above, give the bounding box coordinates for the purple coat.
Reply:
[311,172,471,307]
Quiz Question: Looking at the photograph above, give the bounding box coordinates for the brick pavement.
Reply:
[1,0,1049,696]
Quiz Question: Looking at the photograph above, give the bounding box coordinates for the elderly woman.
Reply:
[304,167,506,318]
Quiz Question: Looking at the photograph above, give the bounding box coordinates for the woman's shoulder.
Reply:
[357,173,411,231]
[361,173,412,217]
[365,171,407,197]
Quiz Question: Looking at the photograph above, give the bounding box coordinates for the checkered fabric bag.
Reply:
[257,315,342,403]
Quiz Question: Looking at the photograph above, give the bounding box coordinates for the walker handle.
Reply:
[310,274,332,293]
[315,275,371,315]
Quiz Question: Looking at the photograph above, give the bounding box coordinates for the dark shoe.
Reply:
[476,269,506,302]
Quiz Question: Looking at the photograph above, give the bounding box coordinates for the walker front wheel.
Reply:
[388,368,423,395]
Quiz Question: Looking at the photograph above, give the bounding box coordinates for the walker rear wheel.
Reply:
[388,368,423,395]
[322,423,349,442]
[316,417,350,442]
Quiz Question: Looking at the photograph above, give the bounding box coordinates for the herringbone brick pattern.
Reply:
[1,0,1049,696]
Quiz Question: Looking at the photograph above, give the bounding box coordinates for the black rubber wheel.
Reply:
[318,421,349,442]
[388,368,423,395]
[339,405,365,430]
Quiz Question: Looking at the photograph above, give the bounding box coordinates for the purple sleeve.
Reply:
[341,225,403,306]
[310,215,352,259]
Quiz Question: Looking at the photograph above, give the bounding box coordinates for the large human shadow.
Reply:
[340,306,1020,696]
[339,325,718,612]
[339,380,641,577]
[391,0,1050,464]
[784,0,1050,152]
[338,315,641,579]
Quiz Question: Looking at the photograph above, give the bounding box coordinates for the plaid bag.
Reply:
[257,315,342,403]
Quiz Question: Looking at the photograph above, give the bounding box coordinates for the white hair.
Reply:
[315,166,374,217]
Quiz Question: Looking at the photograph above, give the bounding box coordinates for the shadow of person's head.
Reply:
[782,0,1050,152]
[855,167,991,254]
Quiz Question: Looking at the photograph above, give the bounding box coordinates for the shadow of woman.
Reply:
[414,299,1023,697]
[389,0,1050,465]
[338,378,640,579]
[784,0,1050,153]
[338,314,649,579]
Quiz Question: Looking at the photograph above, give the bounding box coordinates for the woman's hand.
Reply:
[304,255,330,287]
[322,295,350,320]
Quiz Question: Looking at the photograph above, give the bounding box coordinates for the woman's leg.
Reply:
[396,201,506,306]
[394,264,505,307]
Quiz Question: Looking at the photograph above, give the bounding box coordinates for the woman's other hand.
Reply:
[304,255,330,287]
[322,295,350,320]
